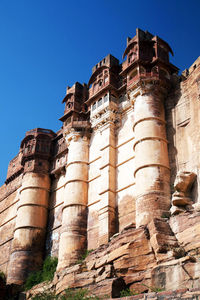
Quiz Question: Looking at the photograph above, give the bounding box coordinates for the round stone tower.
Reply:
[7,128,55,284]
[57,130,89,270]
[121,29,178,227]
[57,82,90,270]
[132,85,170,226]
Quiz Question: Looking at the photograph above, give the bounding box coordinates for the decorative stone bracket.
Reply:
[90,106,120,130]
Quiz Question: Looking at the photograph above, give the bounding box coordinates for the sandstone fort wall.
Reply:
[1,29,200,297]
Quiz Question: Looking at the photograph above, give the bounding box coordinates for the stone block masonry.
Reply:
[1,29,200,298]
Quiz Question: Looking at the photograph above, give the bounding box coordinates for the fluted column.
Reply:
[57,131,89,270]
[131,85,170,227]
[7,172,50,284]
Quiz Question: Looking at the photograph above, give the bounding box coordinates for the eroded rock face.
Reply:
[171,171,196,215]
[23,210,200,299]
[174,171,196,193]
[54,226,155,297]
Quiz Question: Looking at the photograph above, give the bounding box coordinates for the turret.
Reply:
[87,54,119,115]
[57,83,90,270]
[122,28,178,227]
[86,54,120,245]
[7,128,55,284]
[60,82,90,130]
[121,28,177,89]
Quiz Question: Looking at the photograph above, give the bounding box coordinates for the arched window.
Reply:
[104,76,109,84]
[99,79,103,87]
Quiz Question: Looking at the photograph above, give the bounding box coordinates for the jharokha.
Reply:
[1,29,200,298]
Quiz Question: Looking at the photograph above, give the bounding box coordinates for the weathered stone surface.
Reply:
[114,253,155,272]
[171,171,196,210]
[170,205,185,215]
[174,171,196,193]
[170,213,200,254]
[55,263,82,294]
[95,265,113,282]
[106,288,200,299]
[151,256,196,291]
[148,218,179,257]
[71,270,97,288]
[107,243,130,263]
[95,254,108,268]
[89,278,127,298]
[26,281,56,299]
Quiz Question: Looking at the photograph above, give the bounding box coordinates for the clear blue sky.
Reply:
[0,0,200,185]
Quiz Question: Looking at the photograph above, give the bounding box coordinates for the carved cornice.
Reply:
[127,78,169,101]
[5,168,24,185]
[64,128,89,145]
[90,106,121,131]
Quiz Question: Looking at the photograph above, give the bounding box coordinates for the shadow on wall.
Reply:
[191,171,199,205]
[45,188,63,257]
[165,74,180,192]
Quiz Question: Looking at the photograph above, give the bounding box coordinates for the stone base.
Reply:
[13,211,200,299]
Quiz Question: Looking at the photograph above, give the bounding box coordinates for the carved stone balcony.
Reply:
[64,120,90,130]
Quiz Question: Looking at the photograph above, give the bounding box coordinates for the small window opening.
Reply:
[92,102,96,111]
[119,95,123,103]
[104,94,108,102]
[98,98,102,107]
[104,76,108,83]
[94,83,98,92]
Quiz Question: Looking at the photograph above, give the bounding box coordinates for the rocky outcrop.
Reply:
[111,288,200,299]
[22,210,200,299]
[55,226,154,297]
[171,171,196,215]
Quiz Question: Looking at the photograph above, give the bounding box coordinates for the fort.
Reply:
[1,28,200,298]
